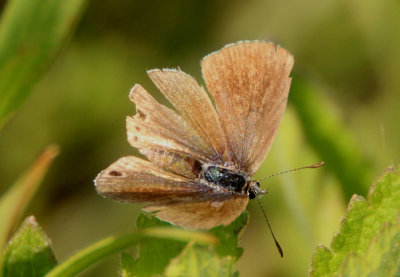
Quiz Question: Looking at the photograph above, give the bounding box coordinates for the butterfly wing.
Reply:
[201,41,294,174]
[148,69,228,163]
[128,84,218,165]
[145,196,248,230]
[95,156,208,202]
[139,148,201,179]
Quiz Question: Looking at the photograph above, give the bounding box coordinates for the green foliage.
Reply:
[121,212,248,276]
[0,0,87,129]
[121,214,188,277]
[45,217,215,277]
[165,243,237,277]
[0,216,57,277]
[341,218,400,276]
[120,252,136,277]
[210,212,248,259]
[311,166,400,276]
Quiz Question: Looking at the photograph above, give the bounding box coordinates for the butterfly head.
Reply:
[247,180,266,199]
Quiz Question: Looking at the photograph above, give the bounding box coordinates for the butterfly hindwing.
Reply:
[145,196,249,229]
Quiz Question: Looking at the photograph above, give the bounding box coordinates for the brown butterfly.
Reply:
[95,41,294,234]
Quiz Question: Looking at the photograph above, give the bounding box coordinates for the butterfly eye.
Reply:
[248,188,256,199]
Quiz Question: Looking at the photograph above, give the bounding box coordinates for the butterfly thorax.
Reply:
[200,164,265,199]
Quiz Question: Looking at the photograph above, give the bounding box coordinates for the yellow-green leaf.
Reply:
[165,243,237,277]
[311,166,400,276]
[341,216,400,276]
[1,216,57,277]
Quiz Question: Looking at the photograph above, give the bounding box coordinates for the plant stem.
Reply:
[45,228,216,277]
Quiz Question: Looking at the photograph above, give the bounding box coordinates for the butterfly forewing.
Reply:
[148,69,228,163]
[127,84,215,163]
[201,41,294,174]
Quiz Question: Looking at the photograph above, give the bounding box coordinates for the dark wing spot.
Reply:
[133,136,138,142]
[135,126,141,131]
[109,170,123,176]
[136,109,146,119]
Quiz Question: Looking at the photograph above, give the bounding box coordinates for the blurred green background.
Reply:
[0,0,399,276]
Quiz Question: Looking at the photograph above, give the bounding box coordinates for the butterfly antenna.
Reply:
[258,162,324,182]
[257,198,283,257]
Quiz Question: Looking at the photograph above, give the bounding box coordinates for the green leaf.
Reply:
[165,243,237,277]
[341,217,400,276]
[290,75,371,200]
[0,216,57,277]
[311,166,400,276]
[210,211,248,259]
[0,0,87,129]
[163,213,248,277]
[120,252,136,277]
[123,212,248,276]
[121,214,188,277]
[0,145,59,250]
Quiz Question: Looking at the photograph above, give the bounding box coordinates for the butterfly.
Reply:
[95,41,294,232]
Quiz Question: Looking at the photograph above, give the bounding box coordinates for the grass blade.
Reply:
[0,0,87,129]
[0,145,59,249]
